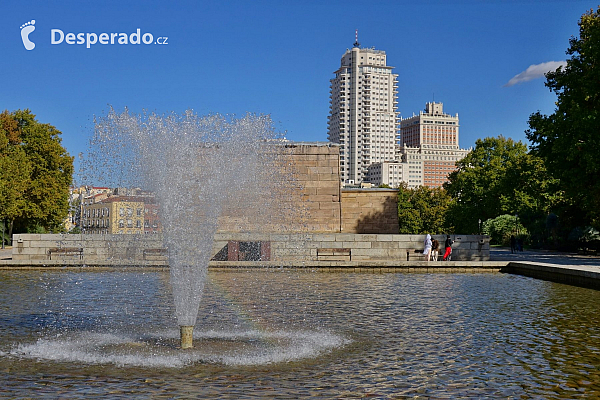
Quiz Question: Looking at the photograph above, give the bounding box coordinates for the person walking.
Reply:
[423,234,432,262]
[443,235,453,261]
[431,237,440,261]
[510,235,516,254]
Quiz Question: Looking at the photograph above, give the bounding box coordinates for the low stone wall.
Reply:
[12,234,165,264]
[263,233,488,262]
[12,233,490,265]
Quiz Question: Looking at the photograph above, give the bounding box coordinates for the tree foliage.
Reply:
[444,136,558,234]
[527,7,600,229]
[397,183,451,234]
[482,214,527,246]
[0,110,73,235]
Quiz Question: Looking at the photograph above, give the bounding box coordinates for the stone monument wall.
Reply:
[216,143,342,233]
[340,189,399,234]
[217,143,400,234]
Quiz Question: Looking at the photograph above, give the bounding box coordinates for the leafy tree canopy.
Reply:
[397,183,452,234]
[444,136,558,234]
[0,109,73,235]
[527,7,600,228]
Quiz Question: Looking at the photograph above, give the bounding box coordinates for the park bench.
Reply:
[143,248,167,260]
[47,247,84,260]
[317,248,351,261]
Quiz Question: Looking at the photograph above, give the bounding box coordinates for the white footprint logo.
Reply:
[20,20,36,50]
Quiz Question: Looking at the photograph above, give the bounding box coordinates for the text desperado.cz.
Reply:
[51,29,168,48]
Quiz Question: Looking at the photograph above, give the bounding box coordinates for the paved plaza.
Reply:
[491,247,600,268]
[0,247,11,260]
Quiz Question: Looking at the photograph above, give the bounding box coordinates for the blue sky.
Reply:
[1,0,595,173]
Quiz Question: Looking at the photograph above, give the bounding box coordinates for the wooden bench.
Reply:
[317,248,351,261]
[143,248,167,260]
[47,247,83,260]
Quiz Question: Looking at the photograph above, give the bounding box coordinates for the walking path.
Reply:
[491,247,600,267]
[490,247,600,289]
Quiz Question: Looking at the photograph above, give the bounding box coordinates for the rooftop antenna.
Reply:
[353,29,360,47]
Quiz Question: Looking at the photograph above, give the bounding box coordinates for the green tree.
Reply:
[397,183,421,234]
[397,183,451,234]
[444,136,558,234]
[0,110,73,237]
[527,8,600,229]
[482,214,527,246]
[0,111,30,241]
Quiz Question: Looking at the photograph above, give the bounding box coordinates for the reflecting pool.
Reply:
[1,270,600,398]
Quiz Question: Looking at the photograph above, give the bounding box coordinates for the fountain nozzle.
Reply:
[180,325,194,349]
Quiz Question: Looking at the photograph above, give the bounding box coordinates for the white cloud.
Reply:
[504,61,567,87]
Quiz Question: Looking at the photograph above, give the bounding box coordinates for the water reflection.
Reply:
[1,270,600,398]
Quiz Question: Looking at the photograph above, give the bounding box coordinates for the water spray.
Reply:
[89,109,292,350]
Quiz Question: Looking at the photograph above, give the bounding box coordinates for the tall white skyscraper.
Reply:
[327,39,399,185]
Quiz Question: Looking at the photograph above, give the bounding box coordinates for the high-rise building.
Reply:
[327,39,399,185]
[401,102,459,148]
[399,102,470,188]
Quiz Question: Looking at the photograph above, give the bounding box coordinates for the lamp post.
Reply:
[515,214,519,236]
[478,219,481,235]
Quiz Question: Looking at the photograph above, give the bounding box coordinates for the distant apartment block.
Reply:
[80,189,162,234]
[66,186,113,231]
[366,161,406,188]
[81,196,144,234]
[327,40,399,185]
[143,201,161,234]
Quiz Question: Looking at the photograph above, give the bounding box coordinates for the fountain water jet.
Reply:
[89,108,292,349]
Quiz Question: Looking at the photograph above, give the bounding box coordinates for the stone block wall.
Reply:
[213,143,401,234]
[214,143,342,234]
[268,233,488,262]
[341,189,399,234]
[12,233,165,264]
[11,233,490,264]
[278,143,342,233]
